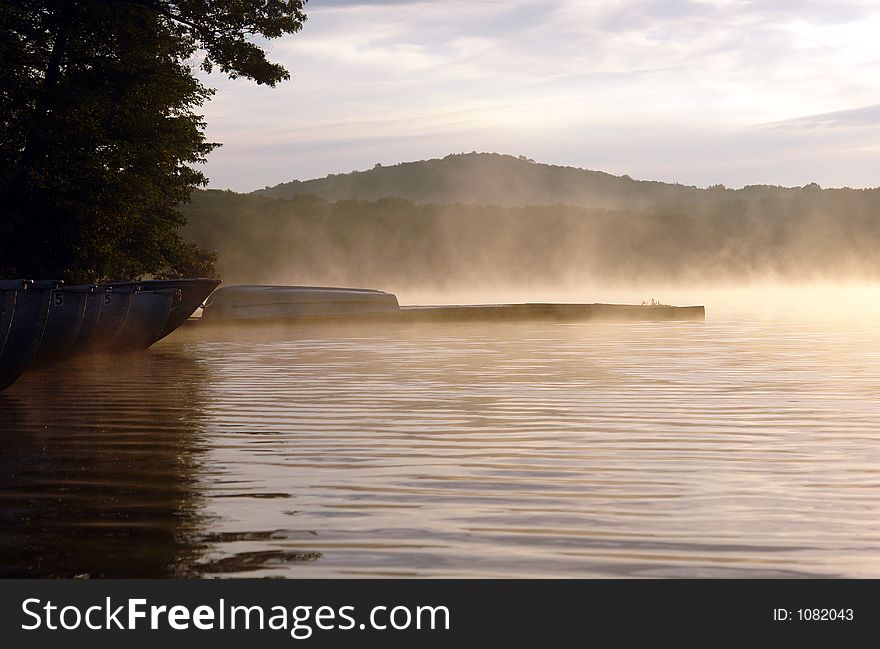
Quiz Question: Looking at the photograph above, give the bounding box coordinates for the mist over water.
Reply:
[3,285,880,577]
[183,155,880,291]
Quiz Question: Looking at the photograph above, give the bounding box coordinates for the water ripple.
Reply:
[2,310,880,577]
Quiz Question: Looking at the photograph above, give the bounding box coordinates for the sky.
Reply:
[198,0,880,192]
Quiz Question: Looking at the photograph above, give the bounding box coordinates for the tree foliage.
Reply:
[0,0,306,282]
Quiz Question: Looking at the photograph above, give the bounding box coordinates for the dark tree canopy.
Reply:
[0,0,307,283]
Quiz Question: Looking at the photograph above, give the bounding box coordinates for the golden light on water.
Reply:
[6,281,880,577]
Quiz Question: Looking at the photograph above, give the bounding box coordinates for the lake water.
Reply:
[2,287,880,578]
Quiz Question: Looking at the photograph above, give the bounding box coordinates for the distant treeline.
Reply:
[182,180,880,288]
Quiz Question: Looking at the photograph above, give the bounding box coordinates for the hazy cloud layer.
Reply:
[198,0,880,191]
[767,104,880,129]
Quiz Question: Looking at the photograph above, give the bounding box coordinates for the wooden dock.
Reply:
[397,303,705,323]
[192,302,705,327]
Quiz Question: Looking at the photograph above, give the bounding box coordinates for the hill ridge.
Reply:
[253,152,703,209]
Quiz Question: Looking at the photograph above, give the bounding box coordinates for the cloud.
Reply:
[764,104,880,130]
[197,0,880,191]
[312,0,427,6]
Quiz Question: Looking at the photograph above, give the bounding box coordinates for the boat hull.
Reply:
[0,277,219,389]
[31,285,94,367]
[65,287,180,354]
[0,281,56,391]
[105,278,221,341]
[201,285,399,321]
[70,290,104,348]
[84,287,135,352]
[111,289,177,351]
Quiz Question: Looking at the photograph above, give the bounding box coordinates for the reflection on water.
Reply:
[3,292,880,578]
[0,353,207,577]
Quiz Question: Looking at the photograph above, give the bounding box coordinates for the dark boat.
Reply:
[111,288,179,351]
[71,286,177,353]
[104,278,221,341]
[82,286,136,352]
[70,287,104,349]
[0,280,58,391]
[31,284,95,367]
[0,277,220,388]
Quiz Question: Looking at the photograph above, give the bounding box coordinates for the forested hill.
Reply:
[253,152,879,211]
[254,152,702,208]
[189,153,880,287]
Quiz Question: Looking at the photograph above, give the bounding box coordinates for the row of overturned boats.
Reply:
[0,278,220,391]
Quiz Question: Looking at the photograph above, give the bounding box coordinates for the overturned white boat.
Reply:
[201,285,400,321]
